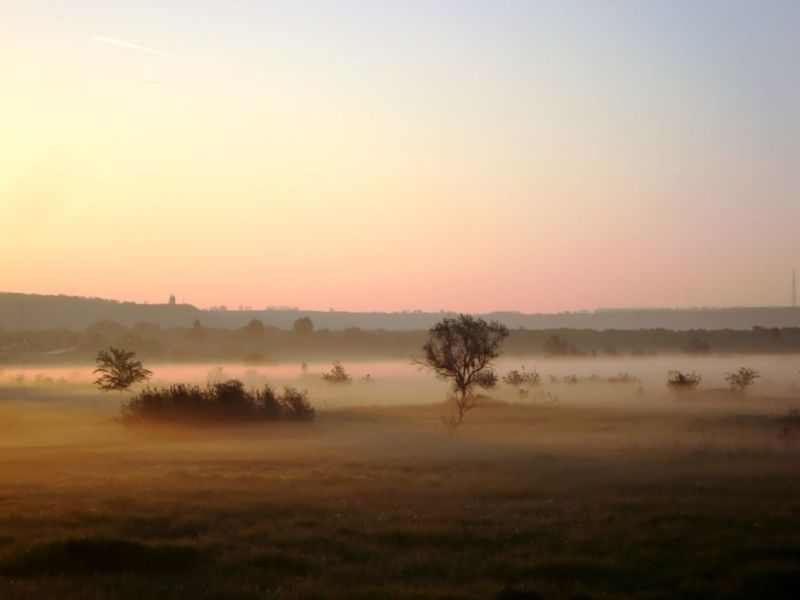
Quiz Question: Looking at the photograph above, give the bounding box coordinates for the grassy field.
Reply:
[1,385,800,599]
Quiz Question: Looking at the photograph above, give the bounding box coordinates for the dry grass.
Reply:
[1,387,800,599]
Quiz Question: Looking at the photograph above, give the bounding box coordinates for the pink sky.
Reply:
[2,1,798,312]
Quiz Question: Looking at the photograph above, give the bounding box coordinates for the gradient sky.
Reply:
[2,1,799,312]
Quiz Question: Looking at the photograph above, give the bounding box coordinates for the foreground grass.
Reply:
[1,397,799,599]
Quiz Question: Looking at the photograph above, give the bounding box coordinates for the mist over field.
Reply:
[3,0,800,598]
[2,348,800,599]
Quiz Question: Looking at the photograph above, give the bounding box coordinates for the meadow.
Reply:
[1,357,800,599]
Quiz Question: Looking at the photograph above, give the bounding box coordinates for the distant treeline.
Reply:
[2,318,800,364]
[3,292,800,331]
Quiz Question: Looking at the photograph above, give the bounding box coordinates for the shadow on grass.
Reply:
[249,549,313,575]
[742,565,800,600]
[5,537,202,576]
[495,587,543,599]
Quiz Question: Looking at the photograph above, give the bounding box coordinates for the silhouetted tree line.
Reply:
[2,320,800,364]
[6,292,800,331]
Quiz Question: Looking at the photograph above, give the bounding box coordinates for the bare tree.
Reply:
[93,347,152,392]
[416,314,508,431]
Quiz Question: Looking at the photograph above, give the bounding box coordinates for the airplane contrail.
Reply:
[92,36,173,57]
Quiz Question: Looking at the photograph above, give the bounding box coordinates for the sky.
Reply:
[1,0,799,313]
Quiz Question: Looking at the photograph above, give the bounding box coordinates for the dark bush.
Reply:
[6,537,201,575]
[667,370,702,391]
[279,387,316,421]
[725,366,760,393]
[606,372,641,384]
[321,360,352,383]
[120,379,315,423]
[503,367,541,386]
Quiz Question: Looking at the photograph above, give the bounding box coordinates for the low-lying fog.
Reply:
[3,355,799,412]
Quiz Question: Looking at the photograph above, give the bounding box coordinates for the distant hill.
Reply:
[0,293,205,330]
[2,292,800,331]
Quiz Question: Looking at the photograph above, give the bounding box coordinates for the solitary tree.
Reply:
[416,314,509,431]
[93,347,152,392]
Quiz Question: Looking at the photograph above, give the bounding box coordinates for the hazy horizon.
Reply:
[2,1,799,313]
[5,288,800,314]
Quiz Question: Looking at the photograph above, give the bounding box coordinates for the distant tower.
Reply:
[168,294,176,306]
[793,269,797,308]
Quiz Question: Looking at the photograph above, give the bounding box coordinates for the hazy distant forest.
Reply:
[2,294,800,364]
[4,318,800,365]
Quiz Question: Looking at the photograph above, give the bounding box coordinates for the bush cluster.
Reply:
[606,372,640,384]
[502,367,541,386]
[120,379,314,423]
[667,370,702,391]
[321,360,352,383]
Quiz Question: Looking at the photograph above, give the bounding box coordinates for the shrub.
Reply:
[607,372,641,384]
[279,387,316,421]
[502,367,541,387]
[120,379,314,424]
[553,373,641,385]
[725,367,760,393]
[667,370,702,391]
[321,360,352,384]
[503,369,524,386]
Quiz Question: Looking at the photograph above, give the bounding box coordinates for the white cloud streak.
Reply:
[92,36,173,57]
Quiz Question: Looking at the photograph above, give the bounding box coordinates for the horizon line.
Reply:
[2,291,800,315]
